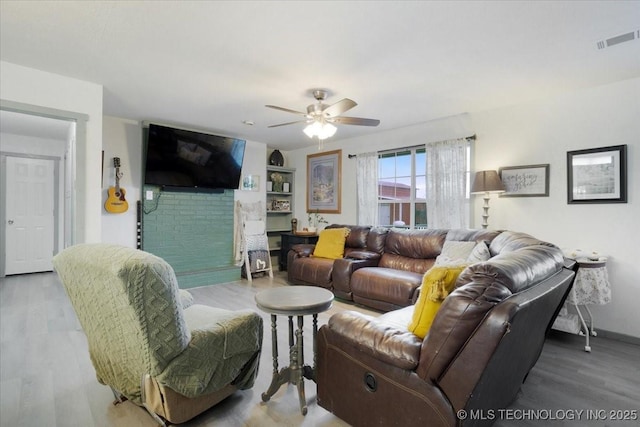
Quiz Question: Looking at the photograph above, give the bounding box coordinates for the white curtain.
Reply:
[356,152,379,226]
[426,138,470,229]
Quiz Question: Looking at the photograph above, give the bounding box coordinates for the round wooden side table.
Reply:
[255,286,334,415]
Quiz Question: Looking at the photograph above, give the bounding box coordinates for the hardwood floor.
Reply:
[1,271,638,426]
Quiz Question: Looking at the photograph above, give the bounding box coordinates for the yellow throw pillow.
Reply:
[408,266,467,339]
[312,228,350,260]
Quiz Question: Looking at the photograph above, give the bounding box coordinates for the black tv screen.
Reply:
[145,124,245,191]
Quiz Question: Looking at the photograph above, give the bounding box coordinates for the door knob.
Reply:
[7,220,13,225]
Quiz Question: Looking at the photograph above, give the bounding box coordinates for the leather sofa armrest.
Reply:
[345,250,381,261]
[332,257,380,297]
[563,256,578,272]
[290,243,315,258]
[327,311,422,370]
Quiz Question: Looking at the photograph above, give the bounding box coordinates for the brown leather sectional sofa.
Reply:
[315,229,575,427]
[289,225,575,426]
[287,225,386,300]
[288,225,501,312]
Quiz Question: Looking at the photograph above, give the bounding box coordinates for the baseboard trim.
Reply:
[596,329,640,346]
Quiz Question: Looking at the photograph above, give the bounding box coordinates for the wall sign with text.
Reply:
[499,164,550,197]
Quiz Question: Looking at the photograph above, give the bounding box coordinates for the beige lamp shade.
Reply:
[471,170,505,229]
[471,170,505,194]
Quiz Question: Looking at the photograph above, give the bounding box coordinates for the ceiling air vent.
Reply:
[596,30,639,50]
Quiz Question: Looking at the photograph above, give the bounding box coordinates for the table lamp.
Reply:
[471,170,505,229]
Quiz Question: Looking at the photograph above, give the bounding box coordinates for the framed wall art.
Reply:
[499,164,550,197]
[241,174,260,191]
[567,144,627,204]
[307,149,341,213]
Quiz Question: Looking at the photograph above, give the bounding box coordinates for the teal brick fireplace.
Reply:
[142,186,239,288]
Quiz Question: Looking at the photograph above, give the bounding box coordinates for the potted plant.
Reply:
[270,172,284,192]
[307,210,328,233]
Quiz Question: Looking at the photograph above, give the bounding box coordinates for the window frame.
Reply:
[377,145,427,229]
[377,142,472,229]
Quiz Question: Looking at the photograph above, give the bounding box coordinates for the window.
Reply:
[378,147,427,228]
[377,141,472,229]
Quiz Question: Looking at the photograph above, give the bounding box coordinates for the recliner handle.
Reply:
[364,372,377,392]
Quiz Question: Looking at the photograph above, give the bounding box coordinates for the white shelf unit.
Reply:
[266,165,295,269]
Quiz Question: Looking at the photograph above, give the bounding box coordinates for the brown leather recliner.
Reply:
[287,225,387,295]
[317,231,575,427]
[349,228,449,311]
[350,229,505,312]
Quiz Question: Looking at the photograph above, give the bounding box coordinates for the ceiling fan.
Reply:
[266,89,380,145]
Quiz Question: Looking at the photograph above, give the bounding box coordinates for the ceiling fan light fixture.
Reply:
[303,121,321,138]
[319,123,337,140]
[267,89,379,149]
[303,121,336,140]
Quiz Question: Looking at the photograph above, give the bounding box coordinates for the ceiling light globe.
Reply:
[318,123,337,140]
[303,121,322,138]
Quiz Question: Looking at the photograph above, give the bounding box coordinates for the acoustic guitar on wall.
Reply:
[105,157,129,214]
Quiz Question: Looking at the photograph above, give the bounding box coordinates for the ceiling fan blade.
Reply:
[268,120,308,128]
[331,116,380,126]
[265,105,308,116]
[322,98,357,118]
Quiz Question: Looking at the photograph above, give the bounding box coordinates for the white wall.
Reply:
[0,61,103,243]
[0,133,66,157]
[471,77,640,339]
[101,116,142,247]
[236,140,267,208]
[286,78,640,338]
[100,116,267,248]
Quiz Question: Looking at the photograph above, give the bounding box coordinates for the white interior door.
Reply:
[4,156,55,275]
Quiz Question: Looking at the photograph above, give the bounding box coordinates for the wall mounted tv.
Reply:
[144,124,246,192]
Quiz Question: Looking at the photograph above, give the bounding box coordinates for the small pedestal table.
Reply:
[553,256,611,352]
[255,286,334,415]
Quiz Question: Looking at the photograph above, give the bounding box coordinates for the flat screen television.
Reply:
[144,124,245,192]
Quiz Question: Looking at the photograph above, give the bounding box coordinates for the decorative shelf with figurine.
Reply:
[266,163,295,270]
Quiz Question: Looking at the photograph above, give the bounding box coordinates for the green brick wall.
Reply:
[141,186,240,288]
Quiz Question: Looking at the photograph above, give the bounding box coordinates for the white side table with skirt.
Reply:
[553,254,611,352]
